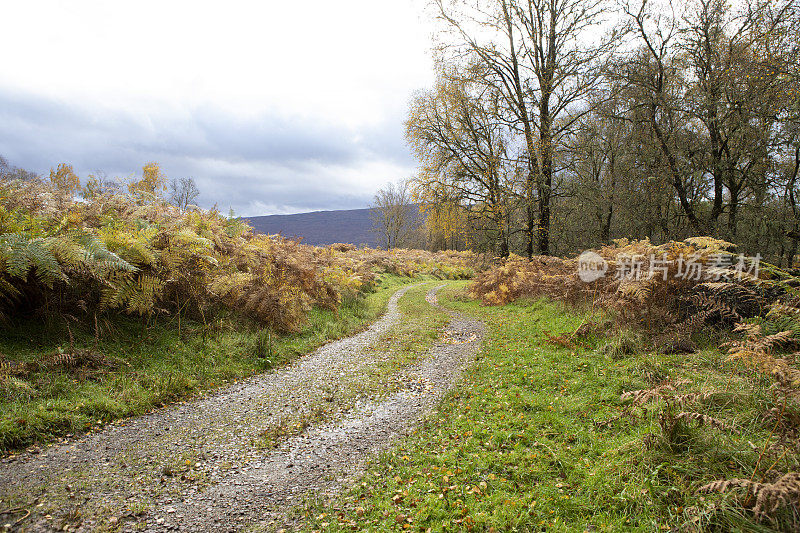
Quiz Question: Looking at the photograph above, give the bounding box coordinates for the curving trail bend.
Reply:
[0,283,485,532]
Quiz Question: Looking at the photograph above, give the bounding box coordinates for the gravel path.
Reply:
[0,283,484,532]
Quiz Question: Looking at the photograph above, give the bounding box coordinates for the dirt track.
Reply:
[0,284,484,532]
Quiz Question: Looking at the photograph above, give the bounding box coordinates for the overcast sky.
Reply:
[0,0,436,215]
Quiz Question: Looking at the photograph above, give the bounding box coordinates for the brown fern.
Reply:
[727,324,800,386]
[675,411,736,432]
[621,383,677,405]
[545,334,577,349]
[699,472,800,518]
[39,349,117,372]
[672,392,720,406]
[0,355,30,377]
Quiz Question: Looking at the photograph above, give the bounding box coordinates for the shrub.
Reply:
[0,174,484,333]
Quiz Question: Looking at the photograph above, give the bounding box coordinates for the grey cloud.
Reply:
[0,89,415,215]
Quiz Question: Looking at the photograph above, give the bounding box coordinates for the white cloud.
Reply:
[0,0,436,213]
[0,0,435,124]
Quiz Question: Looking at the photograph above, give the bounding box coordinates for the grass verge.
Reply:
[0,274,413,453]
[305,283,799,532]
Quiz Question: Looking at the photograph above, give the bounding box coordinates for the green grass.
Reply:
[0,274,413,453]
[304,283,800,532]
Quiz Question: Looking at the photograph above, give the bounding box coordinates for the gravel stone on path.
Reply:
[0,284,484,532]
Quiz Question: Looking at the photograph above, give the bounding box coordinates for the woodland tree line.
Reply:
[392,0,800,264]
[0,156,200,212]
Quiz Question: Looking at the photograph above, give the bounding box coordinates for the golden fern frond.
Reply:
[74,231,135,273]
[755,331,794,353]
[207,271,255,299]
[0,357,12,378]
[100,226,159,267]
[100,273,137,310]
[672,392,720,406]
[683,237,736,253]
[0,375,38,399]
[49,231,135,276]
[617,277,657,303]
[621,383,676,405]
[124,239,159,267]
[699,472,800,518]
[733,322,762,337]
[40,349,115,371]
[0,355,29,377]
[675,411,736,432]
[726,324,800,386]
[101,273,165,315]
[171,228,213,249]
[44,350,78,369]
[767,357,800,387]
[47,234,85,267]
[126,274,165,315]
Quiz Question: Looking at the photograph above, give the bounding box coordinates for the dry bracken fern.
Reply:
[672,392,720,406]
[699,472,800,518]
[39,349,117,371]
[674,411,736,432]
[0,175,483,332]
[726,324,800,386]
[621,383,677,405]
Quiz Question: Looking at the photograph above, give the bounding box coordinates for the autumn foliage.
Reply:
[470,237,780,332]
[0,170,481,333]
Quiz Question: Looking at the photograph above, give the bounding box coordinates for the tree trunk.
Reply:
[498,228,509,257]
[525,200,536,258]
[537,86,553,255]
[537,180,551,254]
[707,95,724,231]
[650,109,704,235]
[601,150,616,243]
[601,208,612,244]
[728,185,740,238]
[786,237,797,269]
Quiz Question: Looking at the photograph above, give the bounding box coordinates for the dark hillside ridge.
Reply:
[244,206,422,247]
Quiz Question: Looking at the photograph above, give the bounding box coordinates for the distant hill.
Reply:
[244,206,422,247]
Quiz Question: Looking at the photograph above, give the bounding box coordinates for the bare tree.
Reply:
[83,171,122,197]
[431,0,617,255]
[617,0,793,237]
[565,99,628,245]
[0,155,38,181]
[169,177,200,212]
[370,180,419,250]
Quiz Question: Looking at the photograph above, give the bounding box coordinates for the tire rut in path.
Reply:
[0,283,485,532]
